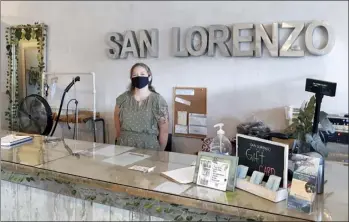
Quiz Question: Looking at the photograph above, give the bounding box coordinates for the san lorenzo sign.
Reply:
[106,20,335,59]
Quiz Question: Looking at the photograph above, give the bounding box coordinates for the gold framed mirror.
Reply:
[4,23,48,131]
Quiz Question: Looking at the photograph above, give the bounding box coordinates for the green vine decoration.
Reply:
[27,67,41,86]
[4,22,47,131]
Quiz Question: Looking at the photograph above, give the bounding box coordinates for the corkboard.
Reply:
[172,87,207,139]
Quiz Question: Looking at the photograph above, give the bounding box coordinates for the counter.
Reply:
[1,131,348,221]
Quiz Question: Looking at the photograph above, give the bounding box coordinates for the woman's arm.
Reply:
[114,105,121,139]
[156,95,170,150]
[158,117,169,150]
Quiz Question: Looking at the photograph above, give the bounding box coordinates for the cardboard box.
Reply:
[271,138,295,150]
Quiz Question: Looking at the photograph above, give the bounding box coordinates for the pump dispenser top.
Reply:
[214,123,225,136]
[210,123,232,155]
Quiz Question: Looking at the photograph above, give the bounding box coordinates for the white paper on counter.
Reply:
[102,152,150,166]
[154,181,191,195]
[160,166,195,184]
[82,145,134,157]
[188,113,207,126]
[189,125,207,135]
[175,89,195,96]
[175,97,191,106]
[177,111,188,125]
[175,125,188,134]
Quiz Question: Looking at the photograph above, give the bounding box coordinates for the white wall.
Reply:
[1,1,348,153]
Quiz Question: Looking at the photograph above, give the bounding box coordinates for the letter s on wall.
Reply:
[279,22,305,57]
[305,20,335,56]
[106,32,123,59]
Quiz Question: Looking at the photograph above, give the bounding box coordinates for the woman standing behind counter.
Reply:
[114,63,169,150]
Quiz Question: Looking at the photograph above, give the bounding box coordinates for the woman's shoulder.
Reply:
[117,91,131,98]
[116,91,131,105]
[151,92,168,107]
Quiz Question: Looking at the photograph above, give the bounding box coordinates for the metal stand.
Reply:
[41,72,96,140]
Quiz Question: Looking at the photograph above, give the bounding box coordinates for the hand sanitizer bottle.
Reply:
[209,123,232,155]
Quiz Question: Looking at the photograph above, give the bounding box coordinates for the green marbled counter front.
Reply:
[1,131,347,221]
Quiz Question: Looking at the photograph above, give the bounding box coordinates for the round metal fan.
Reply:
[17,94,53,136]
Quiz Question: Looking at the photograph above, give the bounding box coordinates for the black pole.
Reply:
[50,77,80,137]
[312,93,324,135]
[95,118,106,144]
[311,93,325,195]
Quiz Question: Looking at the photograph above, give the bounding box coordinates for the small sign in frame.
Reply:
[193,152,239,192]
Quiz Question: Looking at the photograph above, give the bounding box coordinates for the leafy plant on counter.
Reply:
[284,95,316,142]
[4,22,47,131]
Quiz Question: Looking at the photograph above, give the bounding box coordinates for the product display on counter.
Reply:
[193,152,239,191]
[235,134,289,202]
[265,175,282,192]
[236,134,289,187]
[250,171,265,185]
[237,165,249,179]
[287,154,321,214]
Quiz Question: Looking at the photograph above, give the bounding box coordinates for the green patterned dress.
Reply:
[116,91,169,150]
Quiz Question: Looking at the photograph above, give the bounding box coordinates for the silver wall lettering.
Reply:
[279,22,305,57]
[254,23,278,57]
[305,20,335,56]
[207,25,231,57]
[139,29,159,58]
[107,20,334,59]
[232,23,254,57]
[172,27,189,57]
[106,32,123,59]
[120,31,140,59]
[185,26,208,56]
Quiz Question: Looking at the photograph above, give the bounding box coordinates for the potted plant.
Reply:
[284,96,316,154]
[284,95,334,156]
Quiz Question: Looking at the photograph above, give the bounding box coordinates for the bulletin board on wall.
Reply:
[172,87,207,139]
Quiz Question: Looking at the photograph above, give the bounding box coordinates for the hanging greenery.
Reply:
[27,67,41,86]
[4,22,48,131]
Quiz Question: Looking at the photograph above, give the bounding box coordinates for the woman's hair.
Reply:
[128,63,157,93]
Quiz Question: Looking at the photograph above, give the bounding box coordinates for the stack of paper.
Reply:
[161,166,195,184]
[1,134,33,148]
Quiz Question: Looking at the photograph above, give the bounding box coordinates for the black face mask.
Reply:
[131,76,149,89]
